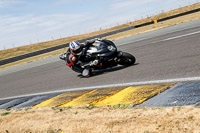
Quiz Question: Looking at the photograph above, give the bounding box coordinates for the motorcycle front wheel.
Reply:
[118,52,136,66]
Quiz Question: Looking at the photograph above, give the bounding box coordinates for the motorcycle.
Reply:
[60,39,136,77]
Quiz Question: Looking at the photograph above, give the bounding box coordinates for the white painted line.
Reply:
[1,76,200,101]
[130,30,200,47]
[117,27,200,46]
[146,30,200,45]
[162,30,200,41]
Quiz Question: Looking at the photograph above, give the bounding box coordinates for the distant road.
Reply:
[0,19,200,99]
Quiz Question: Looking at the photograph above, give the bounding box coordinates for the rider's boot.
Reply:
[82,68,92,77]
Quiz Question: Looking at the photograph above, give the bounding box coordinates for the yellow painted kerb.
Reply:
[33,90,91,108]
[94,83,176,106]
[33,82,176,108]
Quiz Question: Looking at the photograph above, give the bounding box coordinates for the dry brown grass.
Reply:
[105,11,200,41]
[0,106,200,133]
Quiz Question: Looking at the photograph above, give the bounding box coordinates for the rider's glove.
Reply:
[59,53,66,60]
[95,38,102,44]
[90,59,99,66]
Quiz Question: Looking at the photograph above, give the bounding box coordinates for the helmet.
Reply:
[69,41,82,55]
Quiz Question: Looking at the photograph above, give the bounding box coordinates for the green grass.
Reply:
[112,104,134,109]
[1,112,11,116]
[74,111,78,115]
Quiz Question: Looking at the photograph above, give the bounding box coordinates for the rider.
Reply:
[59,38,101,76]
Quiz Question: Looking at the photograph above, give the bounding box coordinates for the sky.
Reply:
[0,0,199,50]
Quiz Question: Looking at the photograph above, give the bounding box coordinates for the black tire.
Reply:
[119,52,136,66]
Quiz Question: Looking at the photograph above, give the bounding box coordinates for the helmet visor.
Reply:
[73,48,82,55]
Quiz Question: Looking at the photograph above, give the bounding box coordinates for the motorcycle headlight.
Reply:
[108,45,116,51]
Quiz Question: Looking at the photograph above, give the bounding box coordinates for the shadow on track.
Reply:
[79,63,139,78]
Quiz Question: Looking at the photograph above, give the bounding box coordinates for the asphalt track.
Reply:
[0,19,200,99]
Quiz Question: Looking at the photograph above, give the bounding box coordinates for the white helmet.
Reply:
[69,41,82,55]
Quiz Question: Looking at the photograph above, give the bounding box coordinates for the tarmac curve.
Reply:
[0,19,200,99]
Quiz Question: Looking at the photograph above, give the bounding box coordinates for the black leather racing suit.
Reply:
[60,39,96,73]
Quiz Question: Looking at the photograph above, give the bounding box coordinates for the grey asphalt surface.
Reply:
[140,81,200,107]
[0,19,200,99]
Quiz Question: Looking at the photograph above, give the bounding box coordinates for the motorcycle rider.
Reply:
[59,38,101,77]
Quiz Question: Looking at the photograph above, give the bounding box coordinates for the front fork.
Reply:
[115,51,123,63]
[117,51,123,57]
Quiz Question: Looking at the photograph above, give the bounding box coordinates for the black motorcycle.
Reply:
[60,39,136,77]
